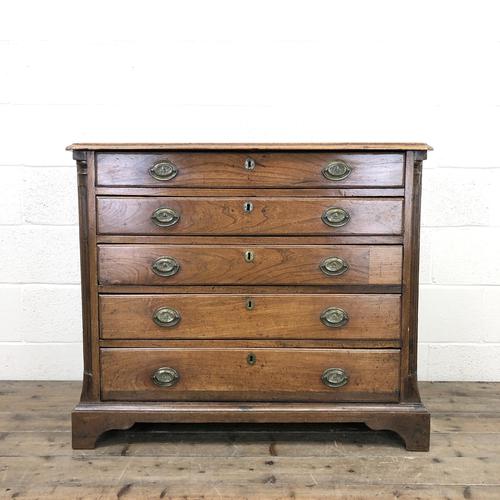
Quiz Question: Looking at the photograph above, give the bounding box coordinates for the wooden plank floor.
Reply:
[1,382,499,499]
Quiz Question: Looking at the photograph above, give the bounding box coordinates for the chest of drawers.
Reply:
[69,143,431,451]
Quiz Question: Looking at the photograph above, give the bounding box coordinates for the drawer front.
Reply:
[96,152,404,188]
[100,348,400,402]
[100,294,401,340]
[98,245,402,286]
[97,197,403,236]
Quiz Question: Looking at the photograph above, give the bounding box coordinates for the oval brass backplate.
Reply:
[321,367,349,388]
[320,307,349,328]
[322,207,350,228]
[319,256,349,276]
[151,207,180,227]
[322,160,352,181]
[247,353,257,365]
[152,367,179,387]
[149,160,178,181]
[152,256,180,277]
[152,307,181,327]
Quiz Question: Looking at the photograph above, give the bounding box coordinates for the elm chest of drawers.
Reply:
[68,142,431,451]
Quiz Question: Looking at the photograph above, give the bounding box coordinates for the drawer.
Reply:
[97,197,403,236]
[96,152,404,188]
[100,348,400,402]
[99,294,401,340]
[98,245,402,286]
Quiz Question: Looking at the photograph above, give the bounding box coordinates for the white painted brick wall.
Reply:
[23,167,79,225]
[0,0,499,380]
[0,226,80,283]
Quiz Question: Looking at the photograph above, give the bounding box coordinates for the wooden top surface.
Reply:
[67,142,432,151]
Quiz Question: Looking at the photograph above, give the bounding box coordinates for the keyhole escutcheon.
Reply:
[244,250,254,262]
[243,201,253,213]
[246,297,254,310]
[245,158,256,170]
[247,353,257,365]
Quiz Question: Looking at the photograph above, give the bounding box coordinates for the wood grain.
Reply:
[99,339,401,348]
[100,348,400,402]
[95,186,406,197]
[4,483,498,500]
[98,284,403,294]
[2,381,495,414]
[96,234,404,245]
[3,426,500,458]
[76,152,100,402]
[96,152,405,187]
[70,143,430,454]
[97,244,403,286]
[4,380,498,499]
[68,142,433,150]
[401,152,424,402]
[99,293,401,340]
[97,196,403,235]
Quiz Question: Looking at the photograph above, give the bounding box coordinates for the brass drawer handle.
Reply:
[322,160,352,181]
[151,207,180,227]
[153,307,181,327]
[152,367,179,387]
[320,257,349,276]
[322,207,350,227]
[149,160,178,181]
[320,307,349,328]
[322,368,349,388]
[152,256,180,277]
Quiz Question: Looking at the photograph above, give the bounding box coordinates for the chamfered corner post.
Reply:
[74,149,100,405]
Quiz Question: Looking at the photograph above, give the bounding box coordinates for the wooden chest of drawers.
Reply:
[69,143,431,451]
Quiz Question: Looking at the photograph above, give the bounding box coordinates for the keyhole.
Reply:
[244,250,254,262]
[243,201,253,213]
[245,158,255,170]
[247,353,256,365]
[246,297,254,310]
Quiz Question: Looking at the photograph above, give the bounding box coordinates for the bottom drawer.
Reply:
[100,348,400,402]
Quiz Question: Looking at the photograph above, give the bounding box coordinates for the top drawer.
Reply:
[96,152,405,188]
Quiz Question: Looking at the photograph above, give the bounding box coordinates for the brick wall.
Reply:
[0,1,499,380]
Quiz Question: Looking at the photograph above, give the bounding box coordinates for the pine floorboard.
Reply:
[1,381,499,499]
